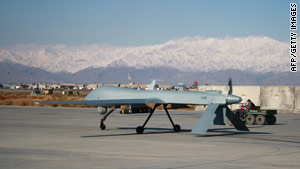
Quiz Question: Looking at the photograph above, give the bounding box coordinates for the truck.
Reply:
[232,107,277,125]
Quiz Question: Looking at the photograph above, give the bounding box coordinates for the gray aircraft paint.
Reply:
[84,86,236,106]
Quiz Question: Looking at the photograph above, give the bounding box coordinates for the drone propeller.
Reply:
[228,77,232,94]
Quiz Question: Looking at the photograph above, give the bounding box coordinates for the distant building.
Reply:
[60,84,76,89]
[50,84,60,89]
[43,89,54,95]
[87,84,102,90]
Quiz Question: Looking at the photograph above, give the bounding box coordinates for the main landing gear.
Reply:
[136,104,181,134]
[99,104,181,134]
[100,108,116,130]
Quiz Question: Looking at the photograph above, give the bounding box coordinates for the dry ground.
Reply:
[0,91,88,108]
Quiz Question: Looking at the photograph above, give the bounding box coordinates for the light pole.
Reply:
[98,73,101,86]
[73,73,75,85]
[30,72,33,84]
[7,72,10,85]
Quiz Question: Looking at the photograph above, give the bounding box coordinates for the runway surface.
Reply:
[0,106,300,169]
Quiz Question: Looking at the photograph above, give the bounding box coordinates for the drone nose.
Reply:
[226,94,242,104]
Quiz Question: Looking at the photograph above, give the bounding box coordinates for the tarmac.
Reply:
[0,106,300,169]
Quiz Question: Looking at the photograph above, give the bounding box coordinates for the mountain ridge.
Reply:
[1,61,299,85]
[0,36,292,74]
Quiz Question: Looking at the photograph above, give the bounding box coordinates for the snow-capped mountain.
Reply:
[0,36,291,73]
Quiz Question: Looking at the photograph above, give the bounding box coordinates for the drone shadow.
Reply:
[81,126,270,138]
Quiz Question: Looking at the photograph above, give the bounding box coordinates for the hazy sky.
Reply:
[0,0,296,47]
